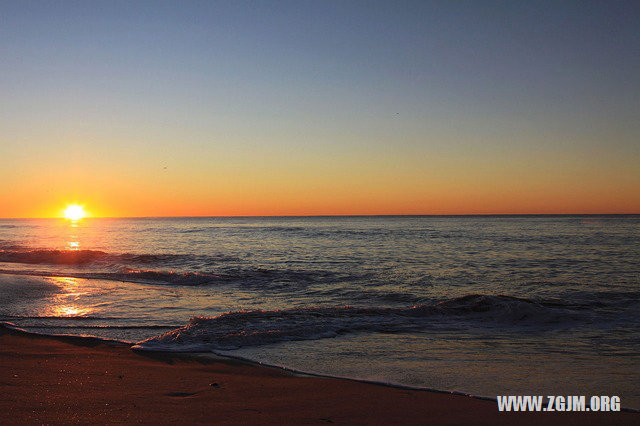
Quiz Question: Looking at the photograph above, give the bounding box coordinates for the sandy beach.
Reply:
[0,325,635,425]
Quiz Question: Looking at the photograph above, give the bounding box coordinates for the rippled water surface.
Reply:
[1,216,639,406]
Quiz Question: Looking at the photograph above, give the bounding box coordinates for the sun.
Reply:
[63,204,87,221]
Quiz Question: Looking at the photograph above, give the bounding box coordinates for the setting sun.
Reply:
[63,204,87,221]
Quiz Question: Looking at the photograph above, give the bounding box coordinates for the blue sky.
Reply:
[1,1,639,216]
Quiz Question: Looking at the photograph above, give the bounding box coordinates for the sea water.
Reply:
[1,216,638,406]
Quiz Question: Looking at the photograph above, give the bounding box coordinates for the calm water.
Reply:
[1,216,639,406]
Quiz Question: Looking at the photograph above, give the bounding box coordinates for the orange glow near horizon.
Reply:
[2,153,639,219]
[7,186,640,219]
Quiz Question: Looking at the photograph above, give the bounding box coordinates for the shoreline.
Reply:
[1,324,636,425]
[3,321,497,403]
[10,321,637,413]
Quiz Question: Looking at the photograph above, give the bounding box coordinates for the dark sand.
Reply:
[0,326,636,425]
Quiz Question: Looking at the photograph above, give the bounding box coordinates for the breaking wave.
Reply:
[133,295,593,352]
[0,248,234,266]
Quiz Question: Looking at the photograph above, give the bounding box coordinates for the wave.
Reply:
[19,324,177,330]
[0,245,208,265]
[109,269,219,286]
[0,263,367,287]
[0,249,111,265]
[133,295,591,352]
[0,268,219,286]
[0,267,354,287]
[0,248,231,266]
[0,241,27,250]
[0,314,121,321]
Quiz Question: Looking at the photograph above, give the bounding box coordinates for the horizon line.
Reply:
[2,213,639,220]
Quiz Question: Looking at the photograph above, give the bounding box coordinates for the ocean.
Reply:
[1,216,638,407]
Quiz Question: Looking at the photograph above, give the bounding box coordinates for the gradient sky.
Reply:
[1,0,639,217]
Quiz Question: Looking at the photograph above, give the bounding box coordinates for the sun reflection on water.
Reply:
[47,276,93,318]
[52,305,91,317]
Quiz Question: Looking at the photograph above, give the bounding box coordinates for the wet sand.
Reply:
[0,326,635,425]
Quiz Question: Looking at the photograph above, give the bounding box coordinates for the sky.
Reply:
[1,0,639,217]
